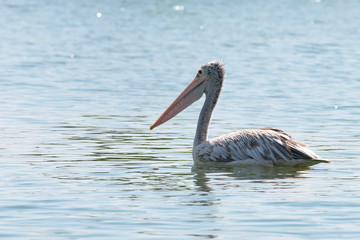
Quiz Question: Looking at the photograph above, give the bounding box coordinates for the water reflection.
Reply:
[192,165,308,192]
[192,165,307,180]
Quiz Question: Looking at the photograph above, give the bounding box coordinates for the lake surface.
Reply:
[1,0,360,239]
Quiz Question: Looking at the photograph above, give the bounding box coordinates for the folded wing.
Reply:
[194,128,329,166]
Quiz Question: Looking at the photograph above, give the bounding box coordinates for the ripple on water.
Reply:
[1,0,360,239]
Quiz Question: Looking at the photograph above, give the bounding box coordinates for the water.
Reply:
[1,0,360,239]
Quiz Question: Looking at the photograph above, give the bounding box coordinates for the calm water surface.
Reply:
[1,0,360,239]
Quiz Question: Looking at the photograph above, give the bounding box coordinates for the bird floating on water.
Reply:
[150,61,329,167]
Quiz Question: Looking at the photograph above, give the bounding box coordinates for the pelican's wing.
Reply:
[194,128,329,166]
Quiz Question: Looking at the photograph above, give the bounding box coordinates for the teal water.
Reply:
[1,0,360,239]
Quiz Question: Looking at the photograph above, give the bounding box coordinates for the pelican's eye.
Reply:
[198,69,203,75]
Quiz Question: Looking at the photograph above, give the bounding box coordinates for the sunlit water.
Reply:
[1,0,360,239]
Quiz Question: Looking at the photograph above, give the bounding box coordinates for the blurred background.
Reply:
[0,0,359,239]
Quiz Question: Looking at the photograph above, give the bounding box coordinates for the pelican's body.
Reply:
[151,61,329,167]
[193,128,326,166]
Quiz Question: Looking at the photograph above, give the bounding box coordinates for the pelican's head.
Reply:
[150,61,225,130]
[199,61,225,95]
[198,60,225,81]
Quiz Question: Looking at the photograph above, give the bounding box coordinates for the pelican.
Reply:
[150,61,329,167]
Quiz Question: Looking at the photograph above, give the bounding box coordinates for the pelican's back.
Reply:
[193,127,329,167]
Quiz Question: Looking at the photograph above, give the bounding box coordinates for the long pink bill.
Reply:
[150,77,206,130]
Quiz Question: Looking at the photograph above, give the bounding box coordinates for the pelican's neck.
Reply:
[193,81,222,149]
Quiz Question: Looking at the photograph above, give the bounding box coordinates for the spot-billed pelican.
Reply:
[150,61,329,167]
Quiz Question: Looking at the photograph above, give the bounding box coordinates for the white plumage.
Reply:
[193,128,327,166]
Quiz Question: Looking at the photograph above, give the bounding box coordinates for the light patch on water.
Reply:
[96,12,102,18]
[173,5,184,11]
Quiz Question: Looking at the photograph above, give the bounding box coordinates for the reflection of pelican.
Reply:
[192,165,305,181]
[151,61,330,167]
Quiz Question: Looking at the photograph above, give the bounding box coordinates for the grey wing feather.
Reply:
[197,128,323,166]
